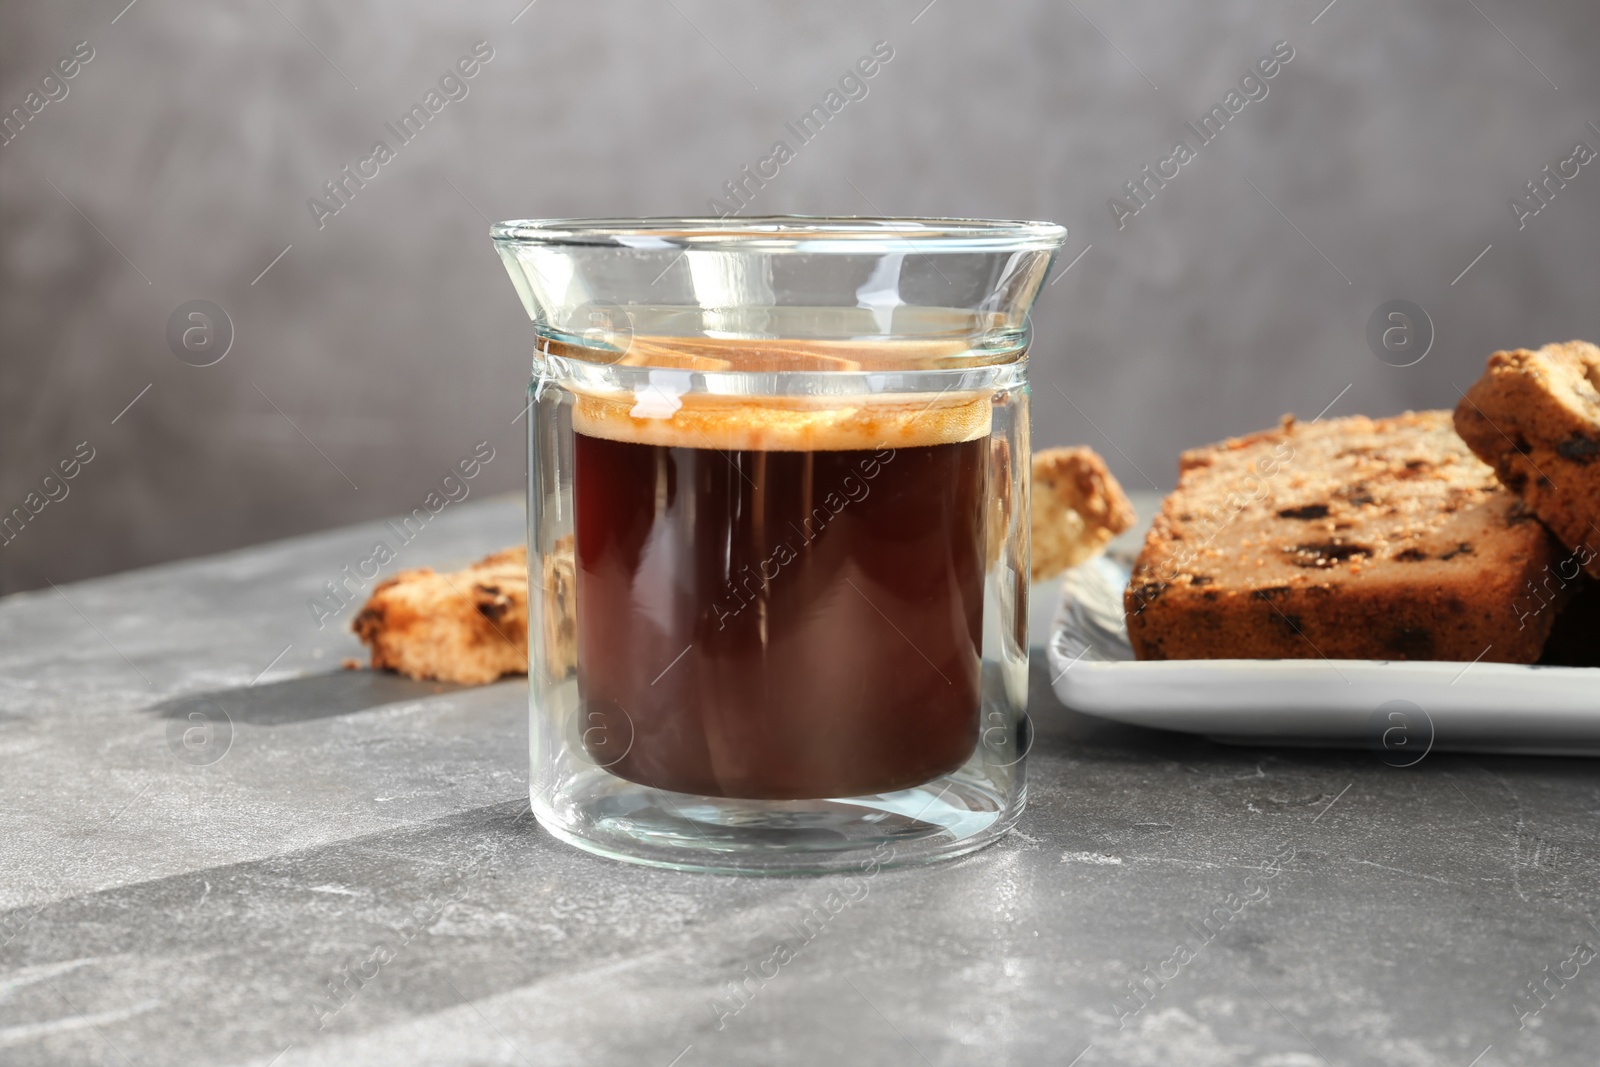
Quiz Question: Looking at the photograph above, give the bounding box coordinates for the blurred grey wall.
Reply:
[3,0,1599,593]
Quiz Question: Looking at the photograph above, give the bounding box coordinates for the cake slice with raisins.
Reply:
[1125,411,1567,663]
[1455,340,1600,578]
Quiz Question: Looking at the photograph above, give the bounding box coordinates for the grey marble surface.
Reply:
[3,496,1600,1066]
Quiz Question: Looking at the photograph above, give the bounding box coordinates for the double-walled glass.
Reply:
[493,217,1065,873]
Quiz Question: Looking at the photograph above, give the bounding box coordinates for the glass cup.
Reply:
[492,217,1065,873]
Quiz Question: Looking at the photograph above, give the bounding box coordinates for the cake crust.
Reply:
[1454,340,1600,578]
[1126,411,1567,663]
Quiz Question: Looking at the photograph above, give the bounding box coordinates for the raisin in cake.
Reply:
[1455,340,1600,578]
[1125,411,1566,663]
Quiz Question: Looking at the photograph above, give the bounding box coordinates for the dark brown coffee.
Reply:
[572,426,988,800]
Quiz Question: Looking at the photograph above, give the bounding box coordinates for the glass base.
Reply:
[532,767,1024,875]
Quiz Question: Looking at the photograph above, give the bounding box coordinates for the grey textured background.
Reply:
[3,0,1599,592]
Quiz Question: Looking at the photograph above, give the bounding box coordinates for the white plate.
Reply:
[1045,556,1600,756]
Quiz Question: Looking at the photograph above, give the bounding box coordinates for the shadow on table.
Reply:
[145,669,514,727]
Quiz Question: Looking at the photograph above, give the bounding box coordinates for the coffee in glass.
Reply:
[493,217,1065,873]
[572,385,989,800]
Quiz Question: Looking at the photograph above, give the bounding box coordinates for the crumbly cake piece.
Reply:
[1125,411,1567,663]
[351,540,578,685]
[1454,340,1600,578]
[1031,447,1136,580]
[352,547,529,685]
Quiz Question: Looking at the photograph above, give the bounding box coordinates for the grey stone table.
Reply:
[3,495,1598,1067]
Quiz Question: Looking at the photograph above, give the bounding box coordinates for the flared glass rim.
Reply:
[489,215,1066,253]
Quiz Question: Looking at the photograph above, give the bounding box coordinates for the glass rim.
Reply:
[489,215,1066,253]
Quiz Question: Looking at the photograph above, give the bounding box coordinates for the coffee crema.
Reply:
[570,387,991,799]
[570,387,992,452]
